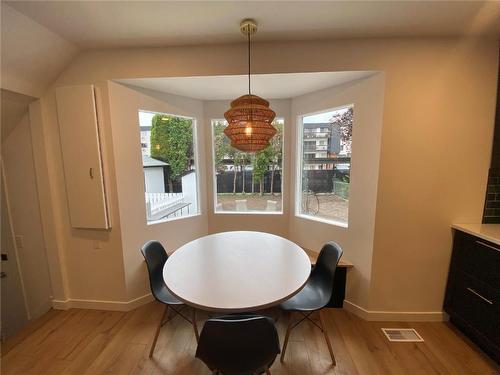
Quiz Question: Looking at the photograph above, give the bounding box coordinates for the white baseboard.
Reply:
[52,293,154,312]
[343,300,446,322]
[51,295,445,321]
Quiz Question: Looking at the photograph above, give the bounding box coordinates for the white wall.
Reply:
[30,38,497,315]
[107,82,208,301]
[290,74,385,310]
[144,167,165,193]
[181,170,198,215]
[0,4,78,97]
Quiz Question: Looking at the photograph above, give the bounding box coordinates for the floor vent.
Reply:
[382,328,424,342]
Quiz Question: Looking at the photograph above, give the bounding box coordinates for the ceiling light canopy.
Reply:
[224,19,277,152]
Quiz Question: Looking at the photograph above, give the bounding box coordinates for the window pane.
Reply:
[298,107,353,226]
[212,119,283,213]
[139,110,198,224]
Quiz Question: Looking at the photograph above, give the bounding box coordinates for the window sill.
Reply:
[147,212,201,226]
[295,213,348,228]
[214,211,284,215]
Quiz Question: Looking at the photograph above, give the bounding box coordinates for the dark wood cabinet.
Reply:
[444,230,500,363]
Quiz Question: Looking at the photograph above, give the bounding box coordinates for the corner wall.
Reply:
[289,74,385,310]
[34,38,498,315]
[108,83,208,301]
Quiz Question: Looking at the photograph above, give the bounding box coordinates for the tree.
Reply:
[150,114,193,192]
[233,151,246,194]
[268,121,283,195]
[252,148,272,196]
[330,107,353,142]
[213,121,230,173]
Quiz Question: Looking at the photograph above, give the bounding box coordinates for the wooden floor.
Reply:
[1,302,498,375]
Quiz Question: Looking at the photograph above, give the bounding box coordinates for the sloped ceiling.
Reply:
[1,3,78,98]
[118,71,376,100]
[2,1,499,99]
[1,89,35,142]
[6,1,500,49]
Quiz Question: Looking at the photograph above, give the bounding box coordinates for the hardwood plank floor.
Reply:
[1,302,498,375]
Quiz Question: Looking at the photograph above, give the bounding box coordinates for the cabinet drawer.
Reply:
[446,270,499,347]
[452,231,500,287]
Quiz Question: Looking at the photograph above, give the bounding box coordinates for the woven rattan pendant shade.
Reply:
[224,19,277,152]
[224,94,276,152]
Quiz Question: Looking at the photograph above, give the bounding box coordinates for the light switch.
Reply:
[92,240,101,249]
[15,235,24,249]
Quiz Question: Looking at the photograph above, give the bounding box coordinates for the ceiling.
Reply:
[1,89,35,141]
[6,1,500,49]
[118,71,375,100]
[1,4,78,97]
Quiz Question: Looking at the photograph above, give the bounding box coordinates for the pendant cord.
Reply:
[247,31,251,96]
[248,30,253,145]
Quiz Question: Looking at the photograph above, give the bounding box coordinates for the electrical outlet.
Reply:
[92,240,101,250]
[15,235,24,249]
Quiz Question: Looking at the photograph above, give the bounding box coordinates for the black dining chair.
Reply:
[141,240,199,358]
[279,241,343,365]
[195,314,280,375]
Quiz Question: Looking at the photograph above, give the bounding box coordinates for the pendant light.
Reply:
[224,19,277,152]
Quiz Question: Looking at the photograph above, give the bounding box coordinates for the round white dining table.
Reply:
[163,231,311,312]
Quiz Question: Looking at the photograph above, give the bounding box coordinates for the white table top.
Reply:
[163,231,311,312]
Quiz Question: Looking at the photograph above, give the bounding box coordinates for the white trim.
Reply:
[343,300,446,322]
[52,293,154,312]
[295,213,348,228]
[294,105,353,227]
[214,210,283,215]
[147,212,202,226]
[209,117,286,215]
[137,109,202,223]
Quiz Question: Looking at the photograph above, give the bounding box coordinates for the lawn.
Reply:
[216,193,348,224]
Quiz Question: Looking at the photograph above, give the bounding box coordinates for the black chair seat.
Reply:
[280,281,329,311]
[196,314,280,375]
[154,284,183,306]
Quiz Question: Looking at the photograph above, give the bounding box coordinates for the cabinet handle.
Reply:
[466,287,493,305]
[89,168,94,179]
[475,240,500,252]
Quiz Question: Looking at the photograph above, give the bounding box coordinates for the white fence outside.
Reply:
[145,192,185,221]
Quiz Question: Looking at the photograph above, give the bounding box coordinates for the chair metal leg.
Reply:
[318,310,336,365]
[280,312,293,362]
[274,307,280,323]
[149,304,168,358]
[192,308,200,343]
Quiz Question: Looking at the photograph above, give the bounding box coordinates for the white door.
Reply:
[1,166,29,340]
[2,113,53,322]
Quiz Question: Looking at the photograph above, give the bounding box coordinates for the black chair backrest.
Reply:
[196,314,280,375]
[310,241,343,307]
[140,240,168,301]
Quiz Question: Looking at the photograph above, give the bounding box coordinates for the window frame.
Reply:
[138,109,202,225]
[210,118,285,215]
[294,104,353,228]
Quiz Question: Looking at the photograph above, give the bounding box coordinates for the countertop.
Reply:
[451,223,500,246]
